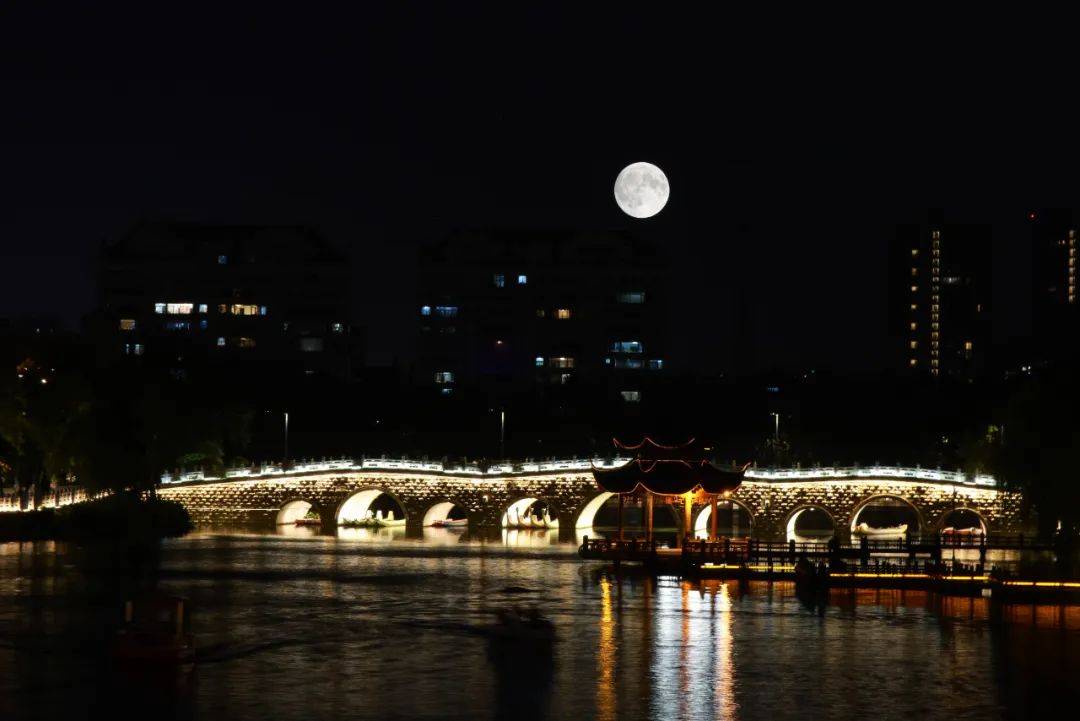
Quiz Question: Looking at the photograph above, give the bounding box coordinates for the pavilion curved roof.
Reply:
[593,437,747,495]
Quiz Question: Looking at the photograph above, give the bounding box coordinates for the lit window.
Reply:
[440,387,454,396]
[331,322,344,333]
[611,341,642,354]
[167,303,193,315]
[230,304,259,316]
[259,306,268,316]
[621,390,641,402]
[218,304,227,314]
[216,337,226,347]
[535,357,544,367]
[647,359,664,370]
[909,341,918,349]
[494,273,505,288]
[237,337,256,349]
[198,304,208,313]
[909,358,917,367]
[560,373,572,384]
[964,341,973,351]
[199,319,208,330]
[300,337,324,352]
[517,274,527,285]
[435,371,454,384]
[134,343,144,356]
[910,304,917,311]
[910,267,918,276]
[119,319,136,331]
[910,322,917,331]
[617,292,646,304]
[154,303,166,314]
[615,358,643,369]
[421,305,432,316]
[435,306,458,317]
[550,357,575,369]
[536,309,546,318]
[910,249,918,256]
[555,308,572,320]
[495,339,504,347]
[165,321,190,331]
[910,285,918,293]
[603,357,612,366]
[218,255,228,265]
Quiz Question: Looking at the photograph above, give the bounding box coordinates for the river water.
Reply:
[2,528,1078,720]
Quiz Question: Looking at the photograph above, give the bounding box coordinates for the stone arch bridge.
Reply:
[158,460,1032,542]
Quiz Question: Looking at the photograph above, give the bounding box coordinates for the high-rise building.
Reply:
[1030,208,1079,363]
[416,229,667,407]
[890,211,991,380]
[94,222,357,385]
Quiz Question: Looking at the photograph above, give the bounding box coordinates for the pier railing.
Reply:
[581,534,1052,567]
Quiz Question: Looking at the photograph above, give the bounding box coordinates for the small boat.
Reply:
[112,594,195,666]
[294,518,320,527]
[852,522,907,538]
[375,511,406,528]
[503,506,559,529]
[942,526,983,537]
[432,518,468,528]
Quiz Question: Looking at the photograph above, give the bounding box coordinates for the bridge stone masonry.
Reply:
[157,459,1034,541]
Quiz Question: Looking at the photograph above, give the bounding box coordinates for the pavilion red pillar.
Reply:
[710,496,719,541]
[682,494,692,546]
[645,493,654,541]
[617,493,624,541]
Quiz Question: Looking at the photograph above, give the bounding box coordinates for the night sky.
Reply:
[3,7,1079,372]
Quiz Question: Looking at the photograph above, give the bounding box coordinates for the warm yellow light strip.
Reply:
[1002,580,1080,588]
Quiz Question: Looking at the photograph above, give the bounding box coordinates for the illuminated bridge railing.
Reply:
[158,459,998,488]
[746,466,997,487]
[159,457,635,485]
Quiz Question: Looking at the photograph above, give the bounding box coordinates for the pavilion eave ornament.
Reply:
[592,437,748,496]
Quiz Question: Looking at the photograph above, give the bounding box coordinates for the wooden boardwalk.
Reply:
[578,535,1079,599]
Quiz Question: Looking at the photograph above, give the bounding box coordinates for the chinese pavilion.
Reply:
[591,437,748,545]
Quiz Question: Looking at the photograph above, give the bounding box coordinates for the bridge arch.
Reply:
[421,499,470,527]
[693,499,755,539]
[276,498,319,526]
[848,494,925,537]
[783,505,837,543]
[501,497,560,529]
[935,507,989,535]
[574,491,614,529]
[336,488,408,525]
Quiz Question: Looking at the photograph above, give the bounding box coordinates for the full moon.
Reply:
[614,162,670,219]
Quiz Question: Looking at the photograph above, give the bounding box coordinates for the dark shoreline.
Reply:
[0,494,192,542]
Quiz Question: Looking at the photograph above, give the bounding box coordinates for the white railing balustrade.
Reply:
[157,458,998,488]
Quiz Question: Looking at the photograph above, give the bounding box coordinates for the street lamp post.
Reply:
[284,411,289,462]
[770,412,780,441]
[499,408,505,458]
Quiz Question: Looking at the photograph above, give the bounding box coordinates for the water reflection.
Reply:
[597,576,616,721]
[502,528,561,548]
[3,533,1080,721]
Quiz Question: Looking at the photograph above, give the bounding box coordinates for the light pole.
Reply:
[499,408,506,458]
[284,411,289,462]
[770,412,780,441]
